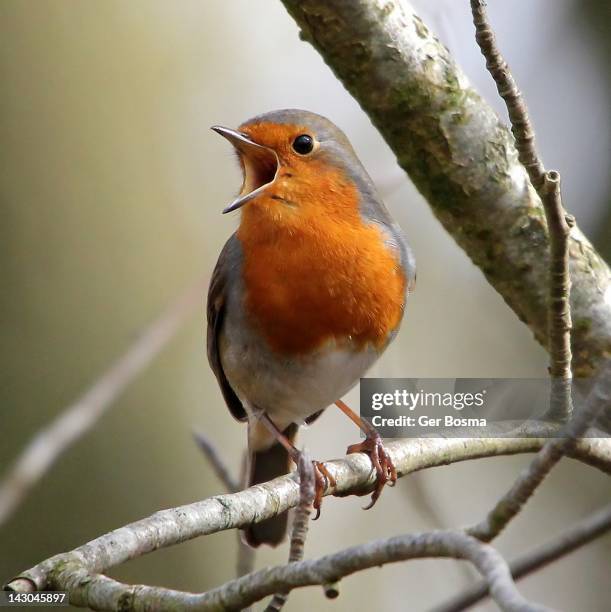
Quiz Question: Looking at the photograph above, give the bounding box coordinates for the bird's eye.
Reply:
[292,134,314,155]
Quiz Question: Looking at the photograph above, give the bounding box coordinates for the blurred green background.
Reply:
[1,1,609,610]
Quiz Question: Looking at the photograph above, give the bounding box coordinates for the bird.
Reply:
[207,109,415,547]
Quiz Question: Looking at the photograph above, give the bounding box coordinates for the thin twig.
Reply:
[470,0,544,189]
[0,277,207,529]
[470,0,573,421]
[466,0,606,544]
[467,360,611,542]
[434,504,611,612]
[265,452,315,611]
[193,430,240,493]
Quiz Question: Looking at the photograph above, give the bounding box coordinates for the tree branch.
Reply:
[434,503,611,612]
[192,431,256,586]
[467,360,611,542]
[5,426,609,607]
[459,0,605,546]
[470,1,545,189]
[4,5,609,610]
[8,530,550,612]
[193,430,241,494]
[470,0,573,424]
[0,278,207,529]
[278,0,611,379]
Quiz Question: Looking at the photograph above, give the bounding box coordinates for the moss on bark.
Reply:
[281,0,611,377]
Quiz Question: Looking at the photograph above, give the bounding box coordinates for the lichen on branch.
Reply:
[279,0,611,378]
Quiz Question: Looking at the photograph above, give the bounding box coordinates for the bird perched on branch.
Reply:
[208,109,415,547]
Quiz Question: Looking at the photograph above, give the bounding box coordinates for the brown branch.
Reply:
[434,503,611,612]
[462,1,607,545]
[470,0,573,423]
[470,1,544,189]
[0,277,207,528]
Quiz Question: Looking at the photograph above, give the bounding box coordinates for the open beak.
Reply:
[211,126,279,213]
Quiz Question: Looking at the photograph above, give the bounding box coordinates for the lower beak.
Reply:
[211,126,279,213]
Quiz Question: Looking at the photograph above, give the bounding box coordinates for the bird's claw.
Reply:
[346,435,397,509]
[312,460,336,520]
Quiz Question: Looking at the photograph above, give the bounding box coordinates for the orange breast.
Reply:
[237,166,406,355]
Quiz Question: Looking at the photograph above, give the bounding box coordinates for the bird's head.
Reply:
[212,109,376,227]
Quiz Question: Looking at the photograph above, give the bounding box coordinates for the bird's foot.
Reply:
[346,434,396,509]
[287,444,336,520]
[311,460,336,520]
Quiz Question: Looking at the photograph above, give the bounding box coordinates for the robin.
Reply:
[208,109,415,547]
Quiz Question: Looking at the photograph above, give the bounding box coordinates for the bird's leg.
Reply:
[335,399,397,509]
[257,412,336,519]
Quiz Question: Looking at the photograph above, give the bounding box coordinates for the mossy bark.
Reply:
[280,0,611,378]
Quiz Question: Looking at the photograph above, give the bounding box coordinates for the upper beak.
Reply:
[211,126,279,214]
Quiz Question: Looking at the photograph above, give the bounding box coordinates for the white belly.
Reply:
[220,329,380,430]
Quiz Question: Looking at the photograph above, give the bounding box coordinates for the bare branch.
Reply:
[470,0,544,188]
[458,0,587,548]
[5,426,609,603]
[8,530,550,612]
[434,504,611,612]
[193,430,240,494]
[542,176,574,383]
[3,6,607,610]
[278,0,611,379]
[468,360,611,542]
[0,278,207,528]
[470,0,573,423]
[192,430,255,586]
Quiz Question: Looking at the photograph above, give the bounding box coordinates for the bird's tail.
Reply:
[243,423,298,547]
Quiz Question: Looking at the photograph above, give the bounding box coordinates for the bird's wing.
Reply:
[207,233,247,422]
